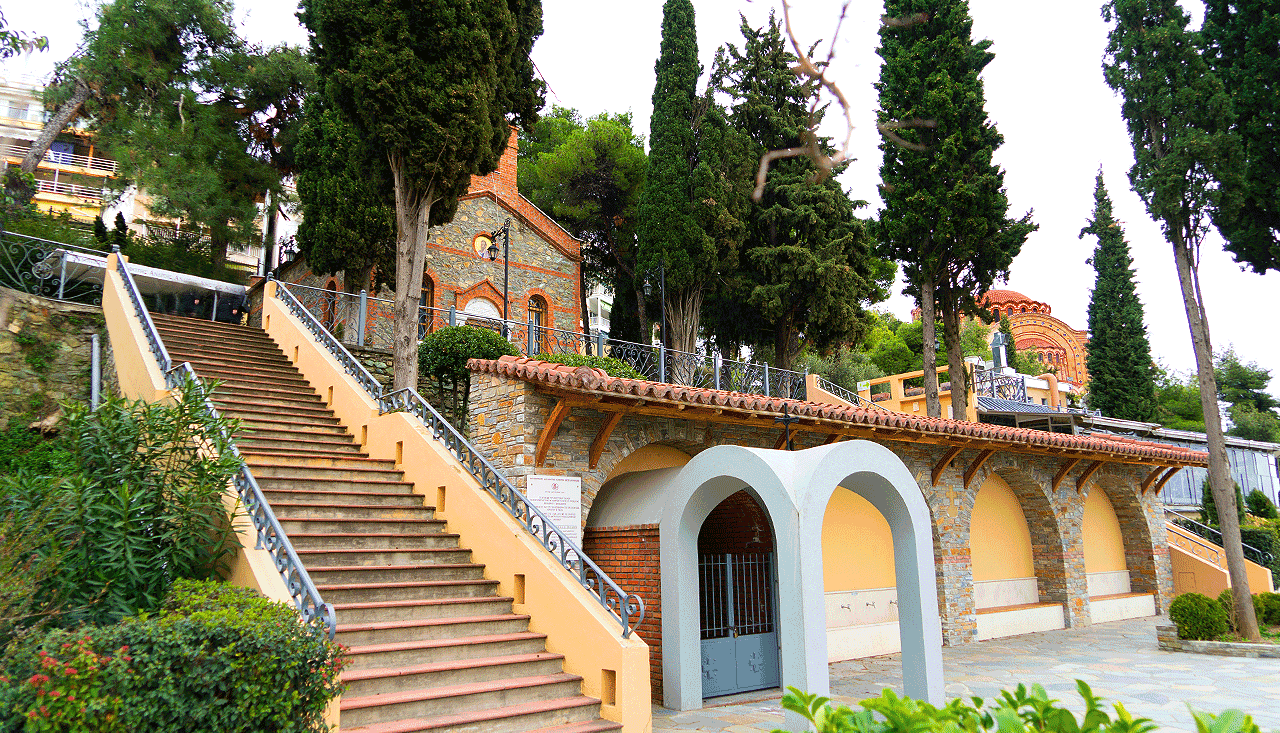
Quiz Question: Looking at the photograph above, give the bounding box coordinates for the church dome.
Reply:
[982,289,1050,316]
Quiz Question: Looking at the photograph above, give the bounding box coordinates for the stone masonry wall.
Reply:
[582,524,662,703]
[468,370,1176,647]
[0,287,113,430]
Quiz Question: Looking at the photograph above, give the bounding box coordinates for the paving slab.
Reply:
[652,617,1280,733]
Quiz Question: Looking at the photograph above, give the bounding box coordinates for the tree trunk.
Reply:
[210,228,229,271]
[633,281,648,344]
[1172,227,1259,639]
[389,154,434,392]
[940,305,968,420]
[919,279,942,418]
[21,79,92,182]
[262,190,278,276]
[666,287,701,353]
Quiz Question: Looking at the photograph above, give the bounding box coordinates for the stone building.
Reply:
[274,130,584,343]
[465,355,1206,710]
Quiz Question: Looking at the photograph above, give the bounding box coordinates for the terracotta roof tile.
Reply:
[468,356,1207,466]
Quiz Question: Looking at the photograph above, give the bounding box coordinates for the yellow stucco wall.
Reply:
[822,487,895,592]
[1083,489,1128,573]
[970,475,1035,581]
[606,445,691,482]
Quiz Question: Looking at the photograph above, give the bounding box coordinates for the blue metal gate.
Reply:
[699,553,779,697]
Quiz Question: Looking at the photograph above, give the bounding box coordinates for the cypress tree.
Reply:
[1081,172,1156,421]
[637,0,718,353]
[876,0,1035,419]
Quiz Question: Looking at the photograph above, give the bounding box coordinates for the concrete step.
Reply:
[331,597,515,625]
[219,407,343,427]
[152,313,274,339]
[289,532,462,552]
[186,366,314,390]
[262,489,425,509]
[212,389,325,410]
[342,652,565,699]
[242,446,371,462]
[268,502,433,521]
[164,335,288,360]
[341,631,548,672]
[341,695,601,733]
[277,516,446,536]
[255,476,418,494]
[237,425,355,443]
[242,453,395,470]
[297,548,466,567]
[251,462,406,482]
[310,563,486,586]
[182,355,303,377]
[340,673,583,729]
[212,382,322,402]
[216,398,338,420]
[527,721,623,733]
[335,613,530,646]
[318,579,501,605]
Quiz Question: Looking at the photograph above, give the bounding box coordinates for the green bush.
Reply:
[1169,592,1229,640]
[1256,592,1280,626]
[1245,489,1279,519]
[772,680,1260,733]
[0,580,345,732]
[1201,479,1246,526]
[0,422,72,477]
[0,377,242,629]
[534,353,643,379]
[1236,526,1280,587]
[1217,588,1239,633]
[418,326,519,428]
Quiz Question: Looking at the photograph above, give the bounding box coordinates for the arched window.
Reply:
[528,296,547,355]
[1021,306,1027,313]
[418,274,435,338]
[321,278,339,330]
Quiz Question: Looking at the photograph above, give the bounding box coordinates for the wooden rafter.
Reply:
[1051,458,1083,492]
[823,433,841,445]
[1140,467,1166,494]
[1076,460,1104,493]
[932,446,965,486]
[535,399,571,467]
[773,431,788,450]
[531,388,1208,470]
[588,412,624,469]
[963,449,996,489]
[1154,467,1182,495]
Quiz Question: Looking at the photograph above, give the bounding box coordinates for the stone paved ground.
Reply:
[652,617,1280,733]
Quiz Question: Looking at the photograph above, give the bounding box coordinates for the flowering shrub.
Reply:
[8,635,130,732]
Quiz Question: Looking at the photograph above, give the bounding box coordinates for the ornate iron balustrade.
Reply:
[1,230,105,304]
[1167,510,1274,567]
[813,375,888,410]
[974,368,1028,402]
[115,259,335,640]
[273,279,645,638]
[380,387,645,638]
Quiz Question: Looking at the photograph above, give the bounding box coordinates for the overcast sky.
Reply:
[5,0,1277,393]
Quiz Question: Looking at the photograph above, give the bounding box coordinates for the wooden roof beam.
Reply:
[932,446,965,487]
[535,398,571,467]
[1052,458,1083,492]
[1076,460,1105,494]
[588,412,624,470]
[1140,466,1166,495]
[963,449,996,489]
[1154,467,1182,496]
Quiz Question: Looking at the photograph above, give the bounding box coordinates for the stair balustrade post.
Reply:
[597,330,605,358]
[57,251,67,300]
[357,289,367,348]
[448,305,456,327]
[764,362,770,397]
[659,343,666,383]
[714,352,722,391]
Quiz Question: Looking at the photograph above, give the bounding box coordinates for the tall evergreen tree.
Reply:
[876,0,1035,420]
[709,14,890,371]
[1203,1,1280,273]
[636,0,719,353]
[1103,0,1256,638]
[301,0,544,390]
[1081,172,1156,421]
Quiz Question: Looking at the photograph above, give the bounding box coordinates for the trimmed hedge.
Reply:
[1169,592,1228,640]
[0,580,345,732]
[534,353,643,379]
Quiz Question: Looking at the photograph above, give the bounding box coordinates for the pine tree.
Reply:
[1081,172,1156,421]
[875,0,1035,419]
[636,0,719,353]
[708,14,889,371]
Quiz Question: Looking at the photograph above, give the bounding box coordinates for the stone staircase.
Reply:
[151,313,621,733]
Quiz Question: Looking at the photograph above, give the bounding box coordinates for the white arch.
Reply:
[658,442,943,721]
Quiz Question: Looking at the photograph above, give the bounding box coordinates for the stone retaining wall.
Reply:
[1156,621,1280,658]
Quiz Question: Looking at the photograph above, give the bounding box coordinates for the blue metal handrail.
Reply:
[115,255,336,640]
[274,279,645,638]
[1166,509,1275,567]
[813,375,890,411]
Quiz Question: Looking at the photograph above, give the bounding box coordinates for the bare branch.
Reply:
[881,12,930,28]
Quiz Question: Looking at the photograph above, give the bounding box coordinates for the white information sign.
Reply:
[525,475,583,555]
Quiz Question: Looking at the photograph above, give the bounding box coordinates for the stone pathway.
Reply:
[652,617,1280,733]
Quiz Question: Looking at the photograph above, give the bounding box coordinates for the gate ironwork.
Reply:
[699,552,779,697]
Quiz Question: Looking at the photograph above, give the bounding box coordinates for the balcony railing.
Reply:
[34,178,105,201]
[973,366,1029,402]
[3,142,118,174]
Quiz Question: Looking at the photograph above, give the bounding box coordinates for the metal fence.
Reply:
[279,282,810,398]
[812,375,888,410]
[1167,509,1275,567]
[0,230,105,304]
[974,366,1029,402]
